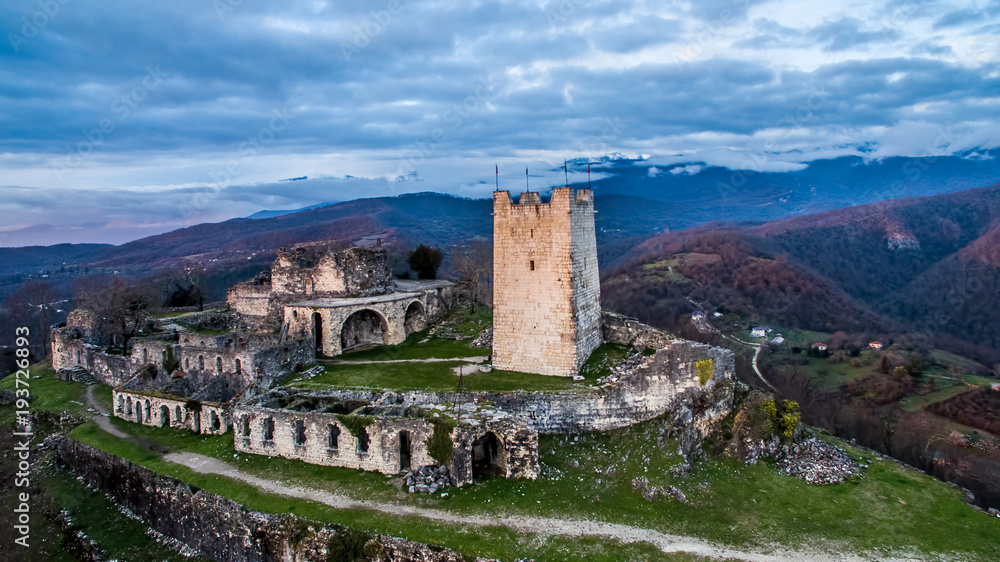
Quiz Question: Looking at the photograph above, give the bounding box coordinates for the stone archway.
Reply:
[471,432,506,480]
[404,301,427,335]
[160,404,170,427]
[340,309,388,352]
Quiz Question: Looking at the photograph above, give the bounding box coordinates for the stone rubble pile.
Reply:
[597,351,653,385]
[406,465,452,494]
[778,438,866,484]
[291,365,325,382]
[471,327,493,348]
[630,477,688,503]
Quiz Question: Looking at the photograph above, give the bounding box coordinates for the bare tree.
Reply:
[3,281,59,358]
[75,275,158,352]
[452,242,493,312]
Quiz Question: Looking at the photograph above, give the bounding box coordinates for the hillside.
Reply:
[604,183,1000,359]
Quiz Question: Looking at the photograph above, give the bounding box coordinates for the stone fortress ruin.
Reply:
[51,184,735,489]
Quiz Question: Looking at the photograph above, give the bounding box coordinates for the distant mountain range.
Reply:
[2,152,999,357]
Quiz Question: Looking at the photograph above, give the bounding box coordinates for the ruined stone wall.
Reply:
[65,308,112,346]
[112,389,230,434]
[285,295,429,357]
[601,311,676,350]
[51,329,137,386]
[55,327,311,394]
[271,246,393,301]
[173,333,312,388]
[51,328,83,371]
[56,438,468,562]
[451,421,539,485]
[249,339,314,388]
[232,406,436,474]
[492,187,601,377]
[308,341,735,435]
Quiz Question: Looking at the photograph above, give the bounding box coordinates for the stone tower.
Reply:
[492,186,603,377]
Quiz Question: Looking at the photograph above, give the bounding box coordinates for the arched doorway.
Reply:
[404,301,426,335]
[160,405,170,427]
[312,312,324,355]
[340,309,388,352]
[399,430,412,471]
[471,432,506,480]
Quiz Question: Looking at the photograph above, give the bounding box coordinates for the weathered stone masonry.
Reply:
[492,187,603,377]
[56,438,469,562]
[232,404,539,485]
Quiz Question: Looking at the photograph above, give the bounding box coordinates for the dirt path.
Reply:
[84,386,166,453]
[164,451,890,561]
[84,386,131,439]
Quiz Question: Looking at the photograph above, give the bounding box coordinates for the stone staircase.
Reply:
[59,366,99,386]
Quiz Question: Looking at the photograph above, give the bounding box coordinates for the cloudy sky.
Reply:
[1,0,998,245]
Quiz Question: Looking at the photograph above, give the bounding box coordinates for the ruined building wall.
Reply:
[56,438,469,562]
[271,247,393,301]
[226,284,271,319]
[51,329,137,387]
[233,406,539,485]
[310,340,735,435]
[601,311,677,350]
[492,187,603,377]
[232,407,436,474]
[112,389,230,434]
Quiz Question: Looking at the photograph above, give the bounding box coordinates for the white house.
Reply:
[751,327,767,338]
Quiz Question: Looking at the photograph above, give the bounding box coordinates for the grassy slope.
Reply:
[7,357,1000,561]
[69,401,1000,560]
[0,362,209,562]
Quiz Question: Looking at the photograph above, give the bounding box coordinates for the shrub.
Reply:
[335,414,374,440]
[426,418,456,466]
[696,359,714,386]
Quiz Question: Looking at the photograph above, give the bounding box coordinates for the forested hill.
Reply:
[602,183,1000,360]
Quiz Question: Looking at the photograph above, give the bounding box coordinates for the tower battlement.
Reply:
[492,187,602,376]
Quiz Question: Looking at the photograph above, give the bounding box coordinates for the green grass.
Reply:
[174,321,229,335]
[899,384,976,412]
[69,409,1000,561]
[0,359,91,416]
[640,258,689,284]
[67,420,697,561]
[151,310,192,319]
[335,331,485,362]
[290,360,593,393]
[580,342,634,380]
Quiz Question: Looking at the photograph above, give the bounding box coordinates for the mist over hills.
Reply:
[4,150,999,249]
